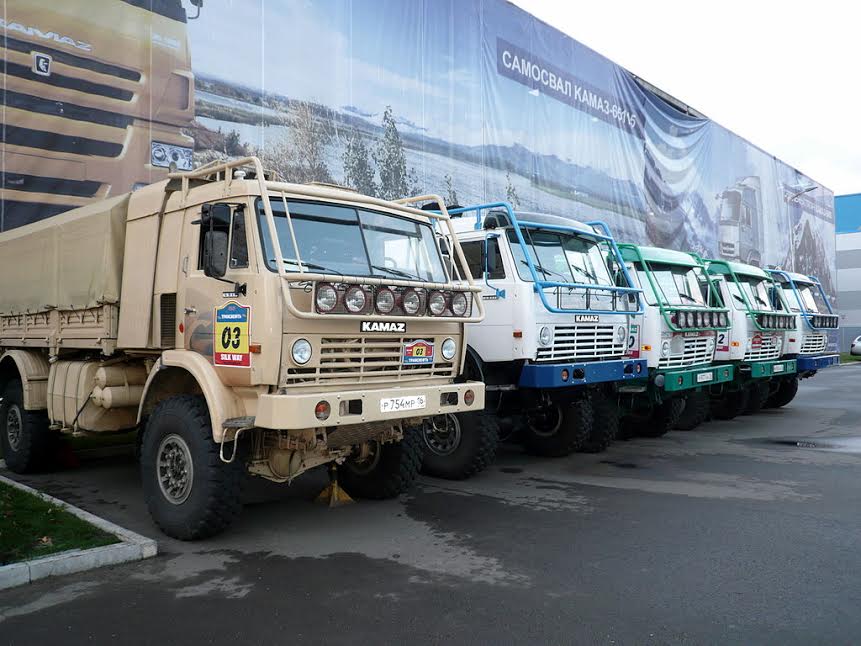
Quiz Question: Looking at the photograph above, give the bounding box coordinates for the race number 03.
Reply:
[214,302,251,367]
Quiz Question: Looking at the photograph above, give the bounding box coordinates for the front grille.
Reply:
[5,91,134,129]
[659,336,713,368]
[536,324,625,362]
[5,61,134,101]
[1,201,78,230]
[800,334,827,355]
[2,125,123,158]
[3,173,100,198]
[285,336,456,385]
[3,36,142,82]
[743,334,781,361]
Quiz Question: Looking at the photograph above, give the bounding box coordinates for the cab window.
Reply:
[461,239,505,280]
[198,204,248,270]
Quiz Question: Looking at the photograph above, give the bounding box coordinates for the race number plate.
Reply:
[214,302,250,367]
[380,395,427,414]
[696,371,714,383]
[403,340,434,365]
[773,364,784,373]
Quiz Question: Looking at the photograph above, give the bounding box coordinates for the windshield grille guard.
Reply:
[171,158,484,322]
[619,244,730,332]
[767,269,839,331]
[442,202,642,316]
[706,258,796,333]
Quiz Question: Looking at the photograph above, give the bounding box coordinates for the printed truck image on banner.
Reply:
[0,0,837,315]
[214,302,250,368]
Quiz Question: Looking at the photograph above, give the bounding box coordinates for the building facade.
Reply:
[836,194,861,351]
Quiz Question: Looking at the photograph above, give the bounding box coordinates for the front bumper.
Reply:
[655,363,735,393]
[518,358,648,389]
[796,354,840,372]
[254,381,485,430]
[745,359,797,379]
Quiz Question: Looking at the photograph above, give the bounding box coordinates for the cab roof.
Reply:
[768,269,815,285]
[706,259,770,279]
[449,208,596,236]
[618,244,700,267]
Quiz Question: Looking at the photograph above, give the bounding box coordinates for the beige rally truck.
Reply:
[0,157,485,539]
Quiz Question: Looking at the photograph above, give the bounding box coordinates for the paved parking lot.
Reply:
[2,366,860,645]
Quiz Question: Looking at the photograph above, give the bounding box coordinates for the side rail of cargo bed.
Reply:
[0,304,119,355]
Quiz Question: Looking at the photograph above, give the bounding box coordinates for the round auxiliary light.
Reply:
[451,292,469,317]
[539,326,553,347]
[402,289,421,315]
[764,315,772,328]
[464,389,475,406]
[316,283,338,312]
[375,288,395,314]
[721,312,729,327]
[428,290,447,316]
[661,340,671,357]
[292,338,312,365]
[441,337,457,360]
[684,312,693,328]
[344,286,367,313]
[696,312,704,327]
[314,400,331,421]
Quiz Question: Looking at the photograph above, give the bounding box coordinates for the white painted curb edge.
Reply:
[0,474,157,591]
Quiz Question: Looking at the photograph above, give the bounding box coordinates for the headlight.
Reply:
[538,326,553,347]
[683,312,692,328]
[402,289,421,315]
[316,283,338,312]
[616,325,626,343]
[720,312,729,327]
[451,292,468,317]
[428,290,447,316]
[706,337,715,351]
[375,288,395,314]
[441,337,457,360]
[696,312,704,327]
[292,338,312,365]
[344,286,367,313]
[151,141,193,171]
[661,340,671,357]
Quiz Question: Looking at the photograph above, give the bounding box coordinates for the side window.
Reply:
[461,239,505,280]
[197,203,248,270]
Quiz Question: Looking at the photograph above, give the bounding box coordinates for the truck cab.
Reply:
[705,259,797,418]
[418,201,645,479]
[617,245,734,432]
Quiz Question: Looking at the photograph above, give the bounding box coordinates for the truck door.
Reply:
[180,200,256,386]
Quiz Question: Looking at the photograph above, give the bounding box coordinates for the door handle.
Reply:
[184,307,197,315]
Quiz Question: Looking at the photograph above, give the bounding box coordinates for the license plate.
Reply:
[773,364,784,373]
[696,372,714,383]
[380,395,427,414]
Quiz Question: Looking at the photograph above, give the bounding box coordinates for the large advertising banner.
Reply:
[1,0,837,297]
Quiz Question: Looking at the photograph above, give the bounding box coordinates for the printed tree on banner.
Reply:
[343,128,378,197]
[374,106,420,200]
[505,168,520,209]
[444,173,459,206]
[264,101,333,184]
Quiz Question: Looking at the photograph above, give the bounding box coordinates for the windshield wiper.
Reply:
[521,260,569,281]
[274,259,342,275]
[732,293,746,305]
[370,264,424,281]
[677,293,698,303]
[752,294,770,307]
[571,264,598,283]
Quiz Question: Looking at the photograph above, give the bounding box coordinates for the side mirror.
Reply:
[188,0,203,19]
[201,203,231,279]
[438,236,455,279]
[483,236,498,275]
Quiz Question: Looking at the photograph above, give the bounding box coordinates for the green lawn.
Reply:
[0,481,118,565]
[840,353,861,364]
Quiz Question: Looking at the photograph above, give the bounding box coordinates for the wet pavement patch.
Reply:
[764,437,861,454]
[601,460,639,469]
[499,467,523,474]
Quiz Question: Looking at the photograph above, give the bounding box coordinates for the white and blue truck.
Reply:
[766,269,839,407]
[418,202,646,479]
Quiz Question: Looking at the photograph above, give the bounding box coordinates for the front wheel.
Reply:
[675,390,710,431]
[579,393,618,453]
[339,428,423,499]
[521,397,593,457]
[420,412,499,480]
[141,395,244,540]
[0,381,53,474]
[743,381,770,415]
[766,376,799,409]
[711,388,749,421]
[638,398,685,438]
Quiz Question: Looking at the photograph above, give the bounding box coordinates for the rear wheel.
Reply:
[420,412,499,480]
[340,427,423,499]
[711,388,749,421]
[766,376,799,409]
[638,398,685,438]
[743,381,770,415]
[0,381,53,474]
[521,397,593,457]
[675,390,710,431]
[579,393,618,453]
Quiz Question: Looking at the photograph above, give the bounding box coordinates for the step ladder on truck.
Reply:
[704,259,798,419]
[416,201,647,480]
[615,245,735,433]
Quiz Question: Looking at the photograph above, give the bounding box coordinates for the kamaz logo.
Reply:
[574,314,600,323]
[1,19,93,52]
[33,53,52,77]
[361,321,406,333]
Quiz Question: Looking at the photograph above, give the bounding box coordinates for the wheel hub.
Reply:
[157,434,194,505]
[421,414,461,456]
[527,404,563,437]
[5,405,22,452]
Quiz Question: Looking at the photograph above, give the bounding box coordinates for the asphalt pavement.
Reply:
[2,366,861,645]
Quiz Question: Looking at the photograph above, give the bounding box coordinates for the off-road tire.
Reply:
[340,427,423,499]
[421,412,499,480]
[521,397,593,457]
[638,398,685,438]
[766,376,799,409]
[675,390,710,431]
[0,381,52,473]
[711,389,749,421]
[743,381,771,415]
[579,394,618,453]
[140,395,244,540]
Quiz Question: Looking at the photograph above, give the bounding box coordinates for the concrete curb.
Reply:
[0,474,157,591]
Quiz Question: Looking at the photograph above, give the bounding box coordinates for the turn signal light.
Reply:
[315,401,331,421]
[464,389,475,406]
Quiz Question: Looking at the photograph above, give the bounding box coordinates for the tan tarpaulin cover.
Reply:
[0,194,129,314]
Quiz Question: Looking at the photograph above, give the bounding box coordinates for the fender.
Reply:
[0,350,50,410]
[138,350,245,442]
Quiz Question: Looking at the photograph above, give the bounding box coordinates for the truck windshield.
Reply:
[507,229,613,285]
[783,283,828,313]
[643,264,707,306]
[256,198,447,283]
[122,0,187,21]
[730,275,776,311]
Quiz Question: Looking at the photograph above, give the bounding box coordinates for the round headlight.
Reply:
[292,338,312,365]
[661,340,671,357]
[375,288,395,314]
[316,283,337,312]
[402,289,421,315]
[616,325,626,342]
[696,312,704,327]
[428,291,447,316]
[538,325,553,347]
[441,337,457,360]
[344,286,367,313]
[451,292,468,317]
[706,336,715,350]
